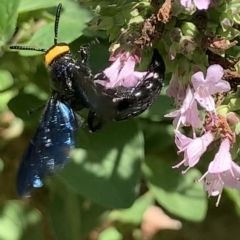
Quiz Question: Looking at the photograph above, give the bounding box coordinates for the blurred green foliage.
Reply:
[0,0,240,240]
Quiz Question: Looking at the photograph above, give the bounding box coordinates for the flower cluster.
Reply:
[164,63,240,206]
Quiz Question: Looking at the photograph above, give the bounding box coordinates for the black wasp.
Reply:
[10,3,165,197]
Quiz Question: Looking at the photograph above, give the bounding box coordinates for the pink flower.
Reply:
[191,65,230,112]
[173,130,215,174]
[166,73,186,107]
[174,130,192,153]
[180,0,211,10]
[165,86,202,129]
[95,52,151,89]
[198,138,240,206]
[203,175,224,206]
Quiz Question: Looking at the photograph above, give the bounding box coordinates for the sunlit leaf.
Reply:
[19,0,60,13]
[49,178,107,240]
[109,192,154,225]
[0,200,42,240]
[0,159,4,173]
[0,0,20,46]
[225,188,240,216]
[19,21,86,56]
[0,70,14,92]
[142,157,207,221]
[98,227,122,240]
[0,70,15,112]
[18,0,92,56]
[7,93,46,127]
[58,120,144,208]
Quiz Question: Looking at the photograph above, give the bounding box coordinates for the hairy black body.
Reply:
[48,48,165,131]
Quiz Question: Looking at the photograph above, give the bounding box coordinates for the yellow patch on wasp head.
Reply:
[44,44,70,66]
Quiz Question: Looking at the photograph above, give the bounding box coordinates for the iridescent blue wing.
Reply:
[17,97,78,197]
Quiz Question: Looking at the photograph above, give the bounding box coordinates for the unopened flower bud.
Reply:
[181,22,198,37]
[217,105,230,116]
[169,28,182,43]
[179,36,196,54]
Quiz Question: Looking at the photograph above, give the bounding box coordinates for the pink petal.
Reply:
[204,178,223,196]
[194,91,215,112]
[192,102,202,123]
[208,156,231,173]
[191,71,206,90]
[209,80,230,94]
[173,116,181,128]
[121,75,139,87]
[104,57,122,82]
[117,56,135,80]
[165,110,180,118]
[185,100,202,128]
[185,138,205,166]
[181,86,194,111]
[166,73,179,98]
[133,71,151,81]
[174,130,192,151]
[207,179,224,197]
[205,172,218,182]
[180,0,192,7]
[221,173,238,188]
[193,0,210,9]
[205,65,224,84]
[208,138,232,173]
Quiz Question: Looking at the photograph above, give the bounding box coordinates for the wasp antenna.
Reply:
[54,3,62,45]
[9,46,46,52]
[87,38,100,48]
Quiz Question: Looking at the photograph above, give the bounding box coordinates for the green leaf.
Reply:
[140,87,174,121]
[58,120,144,208]
[0,70,14,92]
[60,0,92,22]
[226,45,240,58]
[0,70,15,112]
[88,41,109,73]
[109,192,154,225]
[0,200,43,240]
[18,0,92,56]
[19,21,86,56]
[142,157,207,221]
[228,98,240,111]
[0,0,20,46]
[141,122,174,153]
[19,0,60,13]
[19,0,92,15]
[49,178,107,240]
[0,159,4,173]
[225,188,240,216]
[7,93,46,127]
[98,227,122,240]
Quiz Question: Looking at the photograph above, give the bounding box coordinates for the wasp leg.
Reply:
[78,38,100,64]
[94,72,109,82]
[87,110,104,132]
[78,46,89,64]
[75,114,85,128]
[134,49,165,87]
